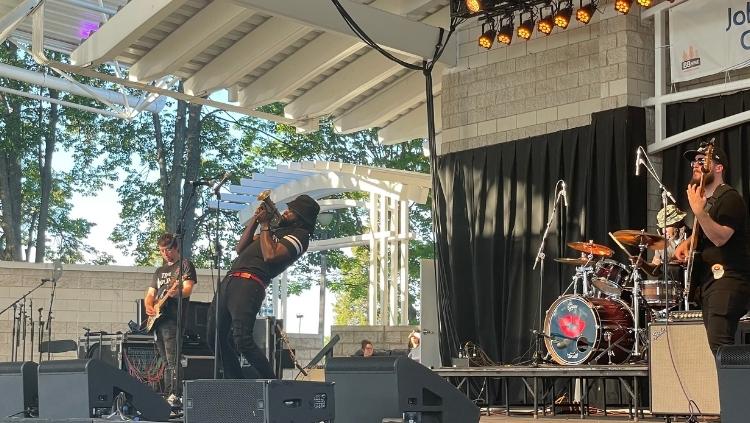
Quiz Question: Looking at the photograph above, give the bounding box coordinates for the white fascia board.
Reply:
[184,17,309,96]
[333,63,443,134]
[230,0,456,67]
[129,2,255,82]
[71,0,189,66]
[378,94,441,145]
[283,49,406,119]
[238,33,362,107]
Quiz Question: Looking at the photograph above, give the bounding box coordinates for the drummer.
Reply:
[650,205,691,273]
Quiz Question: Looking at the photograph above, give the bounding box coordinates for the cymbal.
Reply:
[554,257,591,266]
[611,230,666,250]
[567,241,614,257]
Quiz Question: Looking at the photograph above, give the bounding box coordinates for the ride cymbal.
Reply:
[567,241,614,257]
[611,229,666,250]
[554,257,591,266]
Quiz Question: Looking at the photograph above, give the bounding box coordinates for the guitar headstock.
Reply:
[700,139,715,174]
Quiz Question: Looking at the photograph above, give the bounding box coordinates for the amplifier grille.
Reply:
[718,345,750,366]
[185,380,265,423]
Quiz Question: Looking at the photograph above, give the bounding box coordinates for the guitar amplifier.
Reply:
[77,334,162,391]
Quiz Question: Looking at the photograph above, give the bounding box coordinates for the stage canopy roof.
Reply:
[0,0,454,145]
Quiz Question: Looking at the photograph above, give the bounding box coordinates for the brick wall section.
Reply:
[440,0,654,155]
[331,325,418,357]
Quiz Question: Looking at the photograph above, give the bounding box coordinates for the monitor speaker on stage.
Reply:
[0,361,38,418]
[38,358,170,421]
[326,356,479,423]
[716,344,750,423]
[183,379,334,423]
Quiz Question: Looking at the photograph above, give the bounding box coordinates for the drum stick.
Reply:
[608,232,634,259]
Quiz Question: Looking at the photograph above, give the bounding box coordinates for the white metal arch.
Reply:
[209,160,432,327]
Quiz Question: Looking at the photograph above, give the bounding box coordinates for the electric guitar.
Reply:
[143,277,179,333]
[685,141,714,303]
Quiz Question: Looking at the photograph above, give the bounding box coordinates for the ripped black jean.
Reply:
[207,275,275,379]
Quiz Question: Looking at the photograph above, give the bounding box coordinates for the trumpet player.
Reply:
[208,194,320,379]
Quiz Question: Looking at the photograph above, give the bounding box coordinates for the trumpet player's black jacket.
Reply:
[229,224,311,284]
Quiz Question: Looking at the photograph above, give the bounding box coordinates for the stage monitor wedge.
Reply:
[717,344,750,423]
[38,358,170,421]
[326,356,479,423]
[0,361,38,418]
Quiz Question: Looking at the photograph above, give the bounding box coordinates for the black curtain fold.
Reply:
[434,107,647,368]
[663,90,750,206]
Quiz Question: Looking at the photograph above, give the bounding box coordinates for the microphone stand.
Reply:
[211,185,224,379]
[45,277,59,361]
[0,278,48,361]
[531,181,565,365]
[37,308,44,363]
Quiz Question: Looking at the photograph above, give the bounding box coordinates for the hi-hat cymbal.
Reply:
[554,257,591,266]
[567,241,614,257]
[611,230,666,250]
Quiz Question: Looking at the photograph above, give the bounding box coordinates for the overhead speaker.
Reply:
[38,359,170,421]
[649,321,720,415]
[183,379,334,423]
[717,344,750,423]
[326,356,479,423]
[0,361,38,418]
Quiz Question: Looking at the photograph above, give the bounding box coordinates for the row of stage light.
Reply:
[463,0,659,49]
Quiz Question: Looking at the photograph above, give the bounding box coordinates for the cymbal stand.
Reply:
[630,240,647,356]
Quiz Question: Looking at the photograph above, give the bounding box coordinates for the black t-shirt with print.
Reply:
[150,258,197,321]
[229,226,311,283]
[695,184,750,284]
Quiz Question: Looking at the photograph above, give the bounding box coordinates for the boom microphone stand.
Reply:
[531,180,566,365]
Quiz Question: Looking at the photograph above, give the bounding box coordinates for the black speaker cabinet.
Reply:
[717,344,750,423]
[0,361,38,418]
[326,356,480,423]
[649,321,720,415]
[38,359,170,421]
[183,379,334,423]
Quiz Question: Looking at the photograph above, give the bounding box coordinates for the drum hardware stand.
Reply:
[531,181,566,366]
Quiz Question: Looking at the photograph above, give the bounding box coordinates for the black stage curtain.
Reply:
[434,107,647,367]
[663,90,750,208]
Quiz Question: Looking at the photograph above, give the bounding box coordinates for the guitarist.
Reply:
[144,233,197,406]
[674,142,750,354]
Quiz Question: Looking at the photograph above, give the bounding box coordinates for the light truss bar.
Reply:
[0,85,123,118]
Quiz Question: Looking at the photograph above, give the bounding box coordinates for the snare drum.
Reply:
[641,280,683,308]
[593,259,631,296]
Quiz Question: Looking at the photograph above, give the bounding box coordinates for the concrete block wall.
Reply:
[331,325,418,357]
[440,0,654,154]
[0,261,216,362]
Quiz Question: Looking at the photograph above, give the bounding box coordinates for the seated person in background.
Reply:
[351,339,375,357]
[407,331,421,363]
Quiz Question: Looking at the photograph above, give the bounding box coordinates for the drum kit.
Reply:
[543,230,686,366]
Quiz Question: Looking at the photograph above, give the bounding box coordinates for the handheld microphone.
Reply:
[635,147,642,176]
[560,181,569,208]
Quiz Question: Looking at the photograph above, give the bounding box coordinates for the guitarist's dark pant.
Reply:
[154,317,182,396]
[700,277,750,354]
[207,275,276,379]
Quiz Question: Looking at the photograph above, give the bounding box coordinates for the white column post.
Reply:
[378,193,388,325]
[368,192,378,325]
[399,199,410,325]
[388,196,398,326]
[281,270,289,325]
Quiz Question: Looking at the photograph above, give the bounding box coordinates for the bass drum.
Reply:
[544,295,634,365]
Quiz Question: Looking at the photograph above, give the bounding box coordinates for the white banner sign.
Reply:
[670,0,750,83]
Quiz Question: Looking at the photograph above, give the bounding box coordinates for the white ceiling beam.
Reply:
[70,0,189,66]
[238,33,362,107]
[333,63,444,134]
[230,0,456,66]
[284,50,407,120]
[378,94,441,145]
[184,17,309,96]
[421,5,450,28]
[128,2,255,83]
[0,0,41,45]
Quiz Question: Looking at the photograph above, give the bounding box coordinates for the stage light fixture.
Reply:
[614,0,633,14]
[465,0,482,13]
[576,2,596,24]
[537,5,554,35]
[554,2,574,28]
[517,12,535,41]
[478,21,496,49]
[497,19,514,45]
[636,0,652,6]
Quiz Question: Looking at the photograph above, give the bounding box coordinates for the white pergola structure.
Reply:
[0,0,454,144]
[210,161,432,326]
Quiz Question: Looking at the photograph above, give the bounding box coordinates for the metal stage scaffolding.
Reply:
[434,364,649,421]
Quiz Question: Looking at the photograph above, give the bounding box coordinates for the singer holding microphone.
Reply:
[207,194,320,378]
[672,141,750,354]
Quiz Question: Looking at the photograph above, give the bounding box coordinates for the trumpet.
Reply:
[257,189,283,227]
